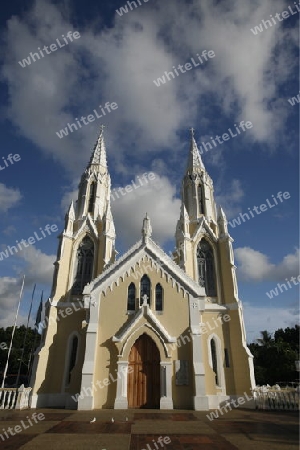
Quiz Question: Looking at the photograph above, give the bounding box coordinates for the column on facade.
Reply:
[160,362,173,409]
[114,361,129,409]
[189,296,209,410]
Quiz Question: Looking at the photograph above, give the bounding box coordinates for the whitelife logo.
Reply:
[206,392,253,421]
[0,413,45,442]
[55,102,118,139]
[116,0,150,16]
[72,366,134,402]
[250,3,300,35]
[266,275,300,299]
[198,121,253,154]
[0,153,21,171]
[153,50,215,87]
[111,172,156,202]
[18,31,81,68]
[288,91,300,106]
[228,191,291,228]
[0,224,58,261]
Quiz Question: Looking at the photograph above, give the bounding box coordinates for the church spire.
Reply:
[175,129,217,274]
[88,125,107,169]
[186,128,205,173]
[76,126,112,221]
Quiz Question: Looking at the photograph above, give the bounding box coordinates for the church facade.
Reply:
[30,129,255,410]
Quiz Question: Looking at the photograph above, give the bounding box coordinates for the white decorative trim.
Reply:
[83,238,206,299]
[224,302,239,310]
[73,215,98,241]
[113,303,176,345]
[114,362,129,409]
[160,362,173,409]
[204,304,227,312]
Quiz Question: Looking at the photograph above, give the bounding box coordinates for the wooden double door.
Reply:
[127,334,160,408]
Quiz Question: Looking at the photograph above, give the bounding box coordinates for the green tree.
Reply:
[0,326,39,386]
[256,330,274,347]
[249,325,299,385]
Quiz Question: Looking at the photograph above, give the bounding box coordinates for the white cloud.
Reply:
[235,247,300,281]
[61,187,78,213]
[16,246,55,285]
[243,302,299,343]
[0,277,28,327]
[111,173,180,247]
[0,183,22,212]
[0,245,55,326]
[1,0,297,178]
[0,277,20,311]
[2,225,17,236]
[60,172,181,248]
[215,179,244,218]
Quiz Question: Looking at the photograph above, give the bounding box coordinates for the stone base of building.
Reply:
[193,395,210,410]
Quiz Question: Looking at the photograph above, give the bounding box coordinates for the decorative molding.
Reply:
[73,215,98,241]
[113,303,176,345]
[83,237,206,299]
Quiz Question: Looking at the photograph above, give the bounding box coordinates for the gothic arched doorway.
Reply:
[127,334,160,408]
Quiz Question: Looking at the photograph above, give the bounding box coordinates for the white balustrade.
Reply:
[253,385,300,410]
[0,385,32,410]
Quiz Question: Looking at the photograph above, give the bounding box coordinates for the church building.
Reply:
[30,129,255,410]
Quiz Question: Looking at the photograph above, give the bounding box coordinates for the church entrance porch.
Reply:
[127,334,160,408]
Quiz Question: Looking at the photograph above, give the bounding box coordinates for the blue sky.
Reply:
[0,0,299,343]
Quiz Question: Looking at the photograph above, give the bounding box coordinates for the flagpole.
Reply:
[16,283,36,387]
[1,275,25,389]
[27,290,43,381]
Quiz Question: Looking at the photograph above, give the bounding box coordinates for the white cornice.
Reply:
[204,303,228,312]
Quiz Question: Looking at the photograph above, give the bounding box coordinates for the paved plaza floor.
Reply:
[0,408,298,450]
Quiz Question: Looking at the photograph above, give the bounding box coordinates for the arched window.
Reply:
[127,283,136,311]
[88,182,96,213]
[140,275,151,306]
[197,239,217,296]
[210,339,219,385]
[197,184,204,214]
[67,336,78,384]
[71,236,94,295]
[155,283,163,311]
